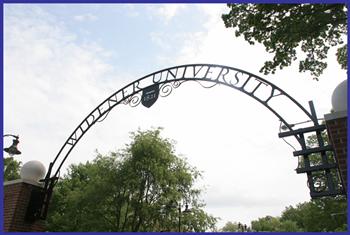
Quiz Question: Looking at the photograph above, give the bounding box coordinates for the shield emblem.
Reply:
[141,84,159,108]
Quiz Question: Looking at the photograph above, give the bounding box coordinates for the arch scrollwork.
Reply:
[50,63,317,180]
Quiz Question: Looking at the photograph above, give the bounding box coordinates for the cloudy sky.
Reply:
[4,4,347,228]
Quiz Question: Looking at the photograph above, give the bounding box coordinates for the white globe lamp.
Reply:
[20,160,46,183]
[331,80,347,112]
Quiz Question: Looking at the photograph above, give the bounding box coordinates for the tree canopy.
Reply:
[45,128,346,232]
[301,130,344,193]
[220,221,240,232]
[4,156,21,181]
[251,216,300,232]
[280,196,347,232]
[222,4,347,80]
[249,195,347,232]
[46,128,217,232]
[220,221,251,232]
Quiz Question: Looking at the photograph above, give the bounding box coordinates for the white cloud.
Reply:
[4,5,123,174]
[74,13,98,22]
[150,32,171,50]
[154,4,187,23]
[123,4,140,17]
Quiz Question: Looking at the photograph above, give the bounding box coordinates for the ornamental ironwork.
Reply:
[37,64,344,220]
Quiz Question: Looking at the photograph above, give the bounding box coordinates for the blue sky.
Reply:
[3,3,347,229]
[21,4,209,74]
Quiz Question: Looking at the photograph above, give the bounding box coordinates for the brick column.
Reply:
[3,179,45,232]
[324,111,347,193]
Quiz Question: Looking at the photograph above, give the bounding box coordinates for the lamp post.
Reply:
[178,203,191,232]
[3,134,21,156]
[238,222,249,232]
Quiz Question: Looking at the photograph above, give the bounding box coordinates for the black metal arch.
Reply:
[38,64,343,220]
[51,64,316,176]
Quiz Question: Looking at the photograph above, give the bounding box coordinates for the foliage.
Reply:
[231,194,347,232]
[4,156,21,181]
[220,221,250,232]
[281,196,347,232]
[249,128,347,232]
[222,4,347,80]
[220,221,239,232]
[299,130,344,192]
[251,216,300,232]
[46,128,217,232]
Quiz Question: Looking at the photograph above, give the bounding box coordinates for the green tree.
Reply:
[46,128,217,232]
[297,130,344,193]
[4,156,21,181]
[251,216,300,232]
[220,221,239,232]
[222,4,347,80]
[220,221,250,232]
[279,219,301,232]
[281,196,347,232]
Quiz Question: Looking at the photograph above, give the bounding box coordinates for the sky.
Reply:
[3,3,347,229]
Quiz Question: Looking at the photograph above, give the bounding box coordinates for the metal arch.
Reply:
[39,64,326,219]
[50,63,317,179]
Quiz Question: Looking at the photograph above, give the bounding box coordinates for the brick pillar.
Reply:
[324,111,347,193]
[3,179,45,232]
